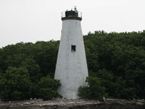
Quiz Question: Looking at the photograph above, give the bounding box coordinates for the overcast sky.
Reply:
[0,0,145,48]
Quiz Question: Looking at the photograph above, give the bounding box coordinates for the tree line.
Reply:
[0,30,145,100]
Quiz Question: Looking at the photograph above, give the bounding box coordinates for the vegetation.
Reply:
[0,67,32,100]
[82,30,145,99]
[37,75,61,100]
[0,30,145,100]
[78,76,108,100]
[0,40,60,100]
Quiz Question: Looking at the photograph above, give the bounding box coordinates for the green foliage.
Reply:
[39,88,57,100]
[37,75,61,100]
[0,41,60,100]
[33,41,59,78]
[78,86,91,99]
[83,30,145,99]
[92,69,114,97]
[0,67,33,100]
[21,58,42,83]
[78,77,108,100]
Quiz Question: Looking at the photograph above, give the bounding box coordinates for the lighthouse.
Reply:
[54,7,88,99]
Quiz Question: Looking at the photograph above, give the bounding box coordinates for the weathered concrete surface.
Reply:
[54,19,88,99]
[0,98,145,109]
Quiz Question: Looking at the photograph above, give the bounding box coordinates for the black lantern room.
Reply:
[61,7,82,21]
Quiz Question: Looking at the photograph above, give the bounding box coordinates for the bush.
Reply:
[0,67,33,100]
[37,75,61,100]
[78,76,108,100]
[39,88,57,100]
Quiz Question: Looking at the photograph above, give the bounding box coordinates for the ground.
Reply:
[0,98,145,107]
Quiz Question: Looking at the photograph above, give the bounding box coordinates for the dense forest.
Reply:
[0,30,145,100]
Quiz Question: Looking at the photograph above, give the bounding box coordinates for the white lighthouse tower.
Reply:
[54,7,88,99]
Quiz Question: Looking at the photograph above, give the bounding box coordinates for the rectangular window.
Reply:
[71,45,76,51]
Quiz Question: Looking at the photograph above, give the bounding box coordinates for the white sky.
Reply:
[0,0,145,48]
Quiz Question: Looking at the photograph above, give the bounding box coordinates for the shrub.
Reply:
[78,76,108,100]
[39,88,57,100]
[37,75,61,100]
[0,67,33,100]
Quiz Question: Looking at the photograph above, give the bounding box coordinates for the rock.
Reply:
[103,97,105,101]
[68,102,75,103]
[30,102,35,104]
[136,102,143,105]
[17,103,21,106]
[24,102,30,105]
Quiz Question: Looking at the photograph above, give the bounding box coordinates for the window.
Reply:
[71,45,76,51]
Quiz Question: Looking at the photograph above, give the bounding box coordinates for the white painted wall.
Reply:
[54,20,88,99]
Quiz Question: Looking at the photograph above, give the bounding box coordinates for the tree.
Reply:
[21,58,42,83]
[0,67,33,100]
[37,75,61,100]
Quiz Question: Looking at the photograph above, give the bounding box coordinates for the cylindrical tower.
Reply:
[54,7,88,99]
